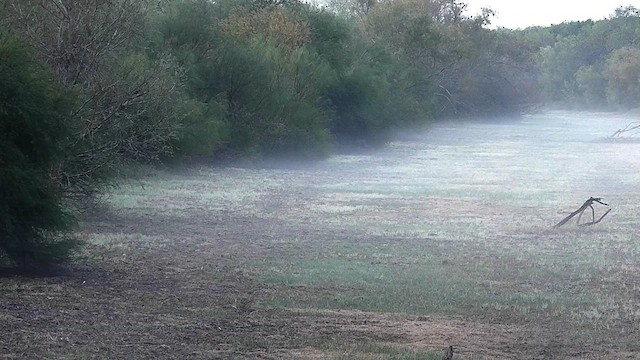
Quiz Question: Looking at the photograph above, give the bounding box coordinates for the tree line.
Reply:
[0,0,638,266]
[523,5,640,109]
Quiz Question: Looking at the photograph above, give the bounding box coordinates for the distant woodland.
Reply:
[1,0,640,265]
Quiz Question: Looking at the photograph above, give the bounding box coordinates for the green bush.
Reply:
[0,31,80,267]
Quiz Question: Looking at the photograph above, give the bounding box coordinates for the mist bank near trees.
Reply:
[1,0,639,265]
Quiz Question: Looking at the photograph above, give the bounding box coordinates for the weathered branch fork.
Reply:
[611,121,640,138]
[554,197,612,228]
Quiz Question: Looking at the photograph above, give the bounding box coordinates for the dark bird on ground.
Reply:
[442,345,455,360]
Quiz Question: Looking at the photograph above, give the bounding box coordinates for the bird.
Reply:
[442,345,455,360]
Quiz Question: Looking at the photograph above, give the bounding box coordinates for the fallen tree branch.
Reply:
[611,122,640,138]
[579,208,612,227]
[554,197,610,228]
[576,204,594,225]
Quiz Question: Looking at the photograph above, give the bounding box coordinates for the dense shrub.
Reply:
[0,31,80,266]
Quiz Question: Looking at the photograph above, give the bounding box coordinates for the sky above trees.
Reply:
[465,0,640,28]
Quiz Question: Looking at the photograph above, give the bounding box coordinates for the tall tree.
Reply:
[604,47,640,108]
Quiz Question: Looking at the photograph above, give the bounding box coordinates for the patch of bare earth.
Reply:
[284,308,639,359]
[0,209,396,359]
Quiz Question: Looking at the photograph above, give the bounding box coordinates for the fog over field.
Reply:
[46,110,635,359]
[4,110,640,358]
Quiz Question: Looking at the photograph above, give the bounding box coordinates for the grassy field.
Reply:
[2,111,640,359]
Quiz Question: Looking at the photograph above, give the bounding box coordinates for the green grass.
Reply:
[252,236,607,322]
[325,342,441,360]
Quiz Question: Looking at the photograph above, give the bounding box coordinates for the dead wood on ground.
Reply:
[611,122,640,138]
[554,197,611,228]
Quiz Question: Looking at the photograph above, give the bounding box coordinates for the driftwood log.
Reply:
[554,197,611,228]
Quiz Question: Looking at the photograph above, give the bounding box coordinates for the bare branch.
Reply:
[554,197,611,228]
[579,209,612,227]
[611,122,640,138]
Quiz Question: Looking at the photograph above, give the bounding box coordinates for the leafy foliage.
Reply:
[528,7,640,109]
[4,0,186,198]
[0,31,80,266]
[604,47,640,108]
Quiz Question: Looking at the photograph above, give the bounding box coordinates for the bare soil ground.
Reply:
[2,111,640,359]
